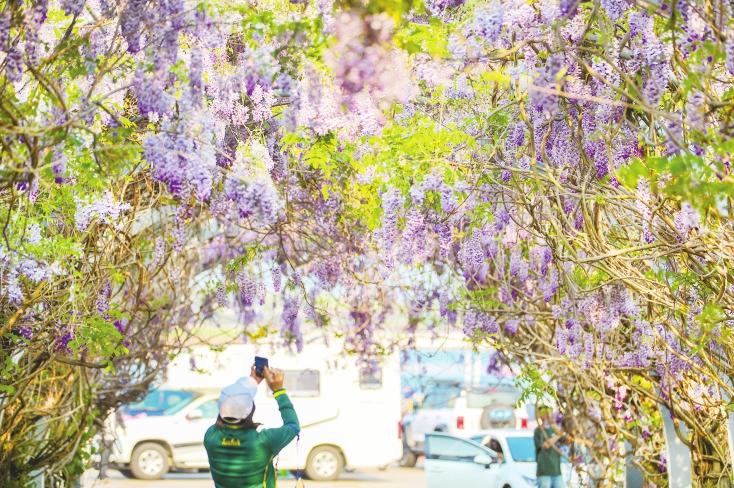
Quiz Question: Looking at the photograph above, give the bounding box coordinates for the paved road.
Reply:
[81,467,425,488]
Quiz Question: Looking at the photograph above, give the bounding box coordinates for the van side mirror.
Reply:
[473,454,494,467]
[186,409,203,420]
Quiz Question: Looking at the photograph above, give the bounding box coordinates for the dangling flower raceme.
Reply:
[75,192,132,232]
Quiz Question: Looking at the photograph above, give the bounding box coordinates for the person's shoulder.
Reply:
[204,424,220,441]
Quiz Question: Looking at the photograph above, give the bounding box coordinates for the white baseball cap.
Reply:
[218,376,257,423]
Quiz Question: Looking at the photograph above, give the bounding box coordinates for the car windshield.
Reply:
[123,390,199,416]
[507,437,535,462]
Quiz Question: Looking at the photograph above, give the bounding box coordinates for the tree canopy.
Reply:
[1,0,734,485]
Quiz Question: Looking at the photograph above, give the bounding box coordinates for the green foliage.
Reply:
[515,362,556,408]
[395,19,449,57]
[70,316,125,361]
[617,139,734,215]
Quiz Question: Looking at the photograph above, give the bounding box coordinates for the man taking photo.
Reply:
[204,364,300,488]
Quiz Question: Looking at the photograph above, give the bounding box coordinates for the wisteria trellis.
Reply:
[1,0,734,484]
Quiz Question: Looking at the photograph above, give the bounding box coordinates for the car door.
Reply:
[170,398,220,468]
[425,433,500,488]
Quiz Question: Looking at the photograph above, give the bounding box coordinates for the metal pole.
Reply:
[727,406,734,483]
[28,471,44,488]
[659,403,693,488]
[623,441,644,488]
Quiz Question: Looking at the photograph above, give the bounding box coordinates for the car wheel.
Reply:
[399,447,418,468]
[305,445,344,481]
[130,442,170,480]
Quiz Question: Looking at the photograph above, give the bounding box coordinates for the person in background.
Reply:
[204,365,300,488]
[534,405,566,488]
[486,438,505,463]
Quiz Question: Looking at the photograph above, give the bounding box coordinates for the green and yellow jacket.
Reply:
[204,390,300,488]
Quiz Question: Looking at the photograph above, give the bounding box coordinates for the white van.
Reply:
[110,341,402,480]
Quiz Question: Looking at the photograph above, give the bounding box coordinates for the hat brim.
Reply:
[222,416,243,424]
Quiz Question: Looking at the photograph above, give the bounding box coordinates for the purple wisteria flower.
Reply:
[463,307,499,336]
[113,319,127,336]
[55,326,74,353]
[470,2,504,42]
[61,0,85,16]
[5,48,23,82]
[282,295,303,352]
[121,0,146,53]
[18,325,33,340]
[236,271,257,308]
[96,280,111,315]
[726,36,734,76]
[75,191,132,232]
[26,223,42,245]
[685,91,705,131]
[216,283,229,307]
[52,150,67,184]
[144,123,215,201]
[152,236,166,267]
[0,12,10,50]
[600,0,628,20]
[134,69,174,118]
[674,202,699,238]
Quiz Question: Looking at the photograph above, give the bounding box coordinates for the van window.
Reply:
[283,370,320,396]
[359,367,382,389]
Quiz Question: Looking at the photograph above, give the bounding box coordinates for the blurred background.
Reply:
[81,332,541,488]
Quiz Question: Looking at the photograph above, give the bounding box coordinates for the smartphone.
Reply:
[254,356,268,378]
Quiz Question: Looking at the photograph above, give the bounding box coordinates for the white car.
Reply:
[402,386,532,466]
[111,390,220,479]
[425,430,577,488]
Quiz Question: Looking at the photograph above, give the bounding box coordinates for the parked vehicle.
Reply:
[110,342,402,480]
[425,430,577,488]
[401,384,532,467]
[110,389,220,479]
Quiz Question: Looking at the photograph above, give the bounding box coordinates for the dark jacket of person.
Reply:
[534,425,563,476]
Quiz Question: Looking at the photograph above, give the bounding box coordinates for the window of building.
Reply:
[283,369,320,397]
[359,367,383,389]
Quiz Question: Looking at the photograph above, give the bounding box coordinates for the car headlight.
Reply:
[521,475,537,487]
